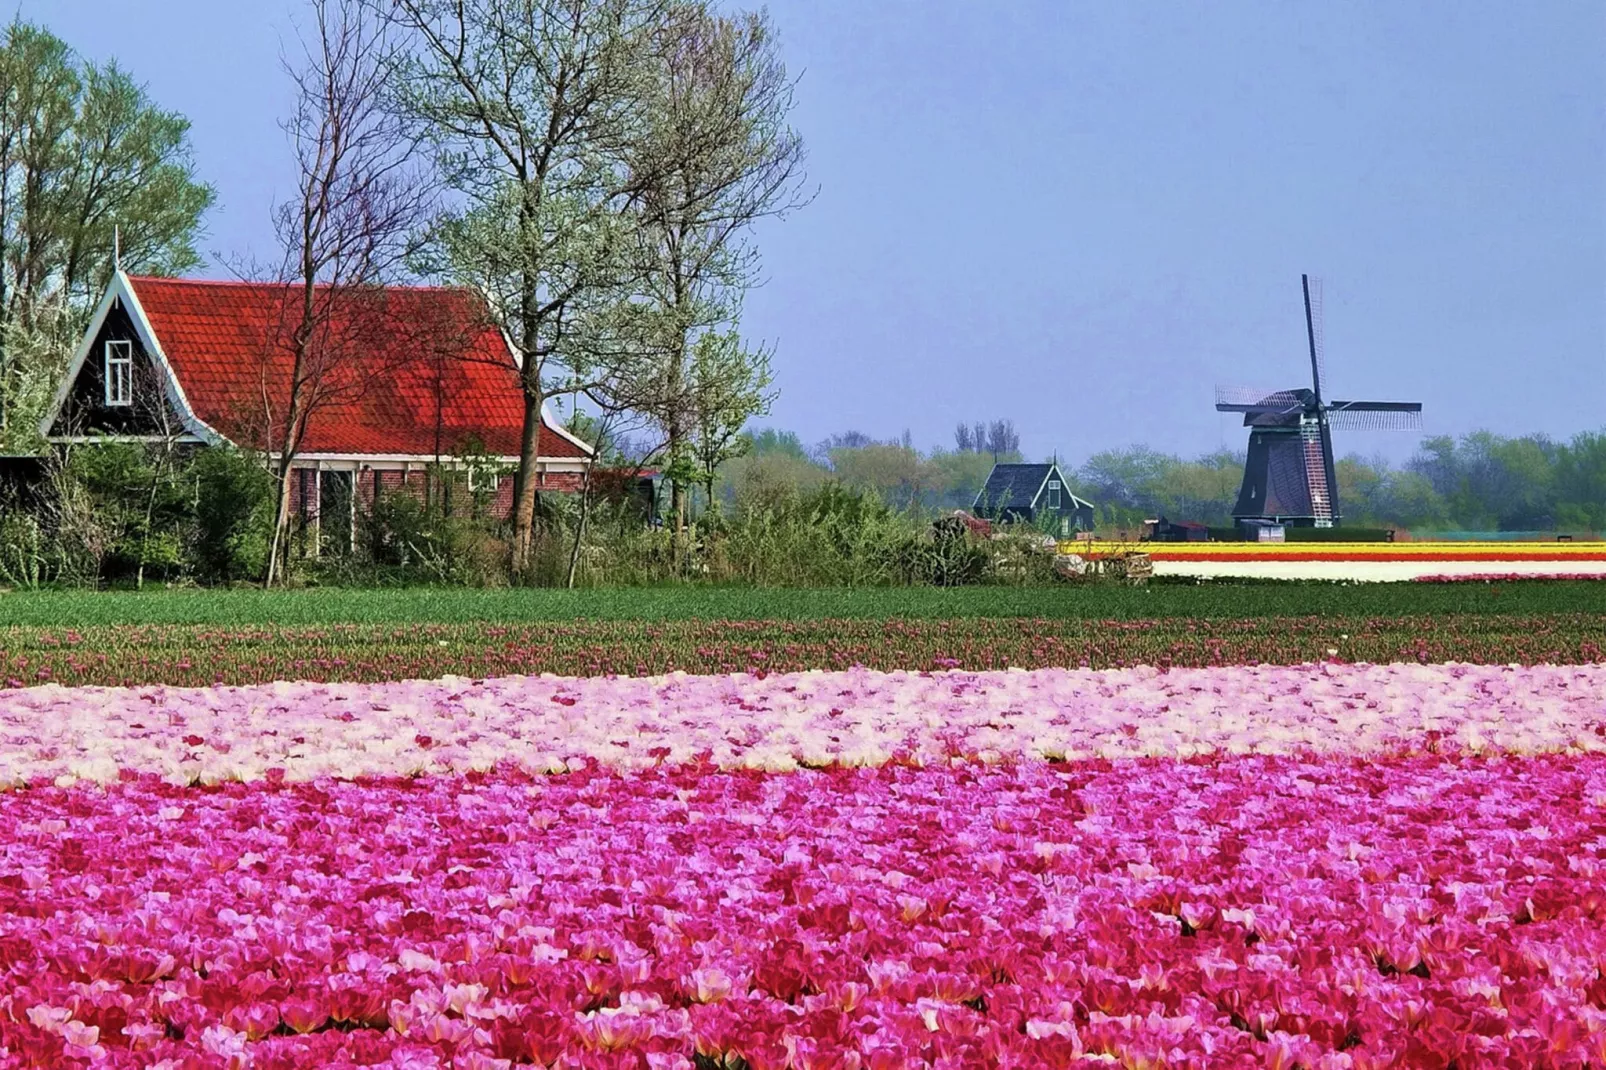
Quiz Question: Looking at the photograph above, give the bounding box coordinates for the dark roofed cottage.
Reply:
[972,462,1095,536]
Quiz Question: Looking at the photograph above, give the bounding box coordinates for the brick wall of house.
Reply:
[537,470,585,494]
[287,464,585,523]
[288,469,316,521]
[491,479,513,518]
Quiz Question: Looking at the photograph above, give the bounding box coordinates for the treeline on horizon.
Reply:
[716,423,1606,534]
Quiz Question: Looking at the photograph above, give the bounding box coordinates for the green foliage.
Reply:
[1,581,1603,629]
[189,448,274,583]
[747,427,809,460]
[1077,446,1242,528]
[0,509,44,588]
[723,450,827,514]
[826,443,927,509]
[58,441,190,582]
[1282,527,1395,543]
[0,18,214,444]
[1396,431,1601,532]
[532,480,1025,588]
[719,433,1012,517]
[340,490,507,587]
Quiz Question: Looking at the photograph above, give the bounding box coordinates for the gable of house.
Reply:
[1031,465,1094,514]
[45,280,208,442]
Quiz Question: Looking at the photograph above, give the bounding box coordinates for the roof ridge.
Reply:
[126,274,469,295]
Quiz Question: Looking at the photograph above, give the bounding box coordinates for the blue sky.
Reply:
[21,0,1605,464]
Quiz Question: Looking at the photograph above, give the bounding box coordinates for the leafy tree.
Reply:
[1555,431,1606,533]
[0,18,213,445]
[384,0,671,574]
[1077,446,1176,514]
[686,329,775,517]
[608,3,806,545]
[1376,470,1449,530]
[747,426,809,460]
[924,449,996,511]
[828,441,925,510]
[190,447,275,583]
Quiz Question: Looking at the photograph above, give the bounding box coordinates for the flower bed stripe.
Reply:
[5,614,1604,690]
[4,662,1604,788]
[1073,541,1606,559]
[1153,559,1606,582]
[3,756,1605,1066]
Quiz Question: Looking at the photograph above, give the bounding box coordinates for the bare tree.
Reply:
[380,0,672,577]
[985,419,1019,461]
[613,3,807,554]
[261,0,430,586]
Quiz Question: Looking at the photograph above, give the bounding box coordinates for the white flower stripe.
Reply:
[2,661,1602,787]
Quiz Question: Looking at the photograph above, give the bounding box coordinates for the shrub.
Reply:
[340,491,508,586]
[189,448,275,583]
[57,441,191,585]
[0,508,45,588]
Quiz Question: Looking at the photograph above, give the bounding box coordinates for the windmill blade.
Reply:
[1325,405,1423,432]
[1303,274,1327,403]
[1215,385,1302,410]
[1217,403,1305,415]
[1327,400,1423,411]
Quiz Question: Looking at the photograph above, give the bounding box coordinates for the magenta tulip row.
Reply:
[4,661,1605,789]
[2,755,1605,1067]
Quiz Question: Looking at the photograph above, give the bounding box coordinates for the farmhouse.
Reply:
[972,462,1095,535]
[40,271,593,527]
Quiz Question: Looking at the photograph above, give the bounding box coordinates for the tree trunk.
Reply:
[136,459,162,592]
[264,457,297,587]
[666,316,689,572]
[565,452,598,590]
[511,385,544,577]
[671,476,686,567]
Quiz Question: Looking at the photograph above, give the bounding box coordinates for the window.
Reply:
[466,467,498,493]
[1046,479,1061,510]
[104,340,133,406]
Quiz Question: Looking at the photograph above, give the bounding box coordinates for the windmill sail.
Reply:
[1303,275,1326,403]
[1326,405,1423,431]
[1214,386,1307,420]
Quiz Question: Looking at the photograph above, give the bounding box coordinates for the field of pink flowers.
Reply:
[3,657,1606,1067]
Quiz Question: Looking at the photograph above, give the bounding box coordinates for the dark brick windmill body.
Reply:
[1217,276,1422,529]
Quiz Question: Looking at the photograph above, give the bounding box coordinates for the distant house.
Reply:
[973,462,1095,535]
[1145,516,1209,542]
[39,271,594,532]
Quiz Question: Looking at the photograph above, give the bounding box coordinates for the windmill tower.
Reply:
[1216,276,1422,528]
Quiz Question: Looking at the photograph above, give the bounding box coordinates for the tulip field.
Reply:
[1,588,1605,1066]
[1077,540,1606,583]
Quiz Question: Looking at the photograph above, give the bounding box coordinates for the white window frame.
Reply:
[1046,480,1061,510]
[104,340,133,407]
[466,466,499,493]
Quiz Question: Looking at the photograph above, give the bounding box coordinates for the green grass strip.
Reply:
[3,614,1601,688]
[1,581,1602,627]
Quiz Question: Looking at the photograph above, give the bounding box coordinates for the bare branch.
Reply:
[260,0,437,585]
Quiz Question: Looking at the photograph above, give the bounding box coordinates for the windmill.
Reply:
[1216,275,1421,529]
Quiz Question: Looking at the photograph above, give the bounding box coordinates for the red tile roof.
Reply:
[126,276,587,460]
